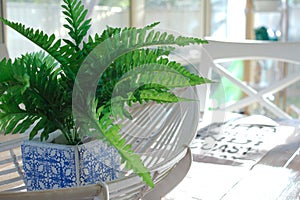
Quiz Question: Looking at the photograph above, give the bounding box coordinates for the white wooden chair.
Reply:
[201,39,300,119]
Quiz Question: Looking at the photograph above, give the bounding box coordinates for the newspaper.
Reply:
[192,115,296,166]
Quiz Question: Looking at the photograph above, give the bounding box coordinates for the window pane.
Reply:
[210,0,228,38]
[6,1,61,58]
[144,0,204,37]
[88,0,130,32]
[6,0,129,58]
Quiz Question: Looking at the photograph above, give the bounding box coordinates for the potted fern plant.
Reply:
[0,0,210,191]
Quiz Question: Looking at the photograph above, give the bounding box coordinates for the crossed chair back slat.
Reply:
[202,40,300,119]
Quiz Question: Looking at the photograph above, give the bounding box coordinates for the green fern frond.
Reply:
[80,100,154,188]
[0,93,55,141]
[0,18,80,80]
[0,52,71,142]
[81,22,163,57]
[0,18,65,62]
[78,26,124,66]
[19,52,64,102]
[62,0,91,49]
[0,58,15,83]
[0,58,30,94]
[130,89,189,104]
[0,102,38,135]
[101,121,154,187]
[79,24,208,89]
[95,48,209,109]
[95,48,173,103]
[106,90,189,116]
[20,53,71,140]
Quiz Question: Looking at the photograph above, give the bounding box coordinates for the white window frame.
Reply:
[0,0,7,44]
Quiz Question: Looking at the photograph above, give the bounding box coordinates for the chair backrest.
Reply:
[204,40,300,64]
[201,39,300,119]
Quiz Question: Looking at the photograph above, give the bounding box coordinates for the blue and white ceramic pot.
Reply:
[21,138,120,191]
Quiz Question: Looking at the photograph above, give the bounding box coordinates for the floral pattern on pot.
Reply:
[21,139,121,191]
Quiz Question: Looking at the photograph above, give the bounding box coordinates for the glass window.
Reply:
[210,0,228,38]
[5,0,129,58]
[144,0,205,37]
